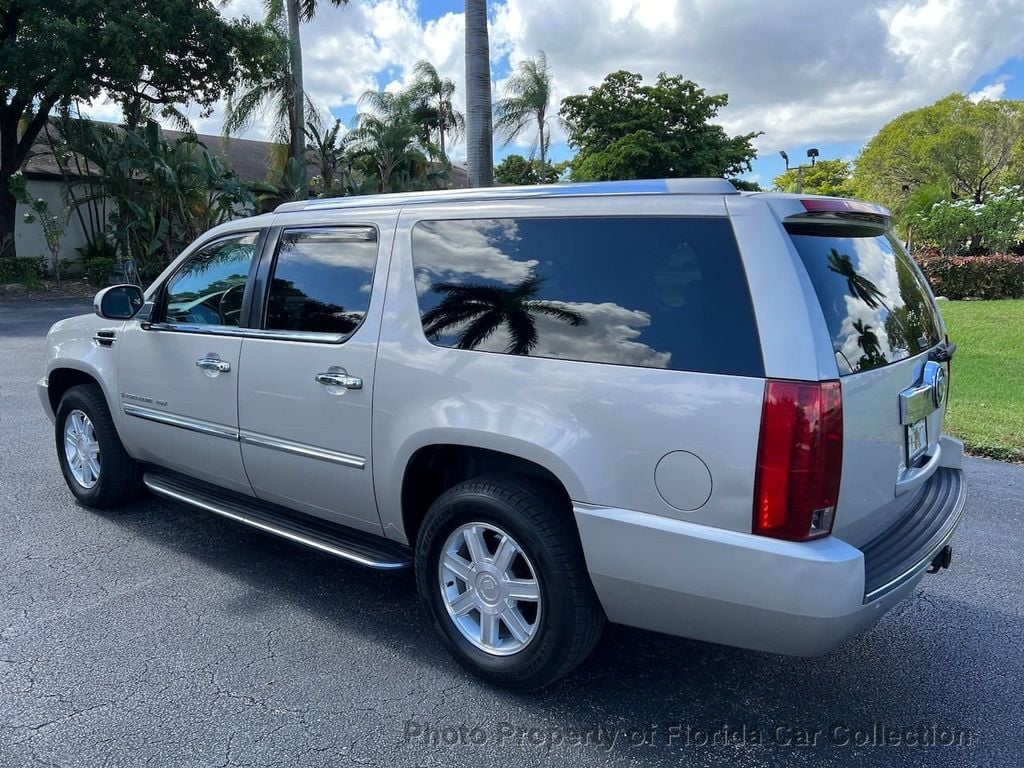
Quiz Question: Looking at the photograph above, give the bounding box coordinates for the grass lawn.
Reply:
[939,299,1024,462]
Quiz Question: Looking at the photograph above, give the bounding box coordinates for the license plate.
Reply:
[906,418,928,464]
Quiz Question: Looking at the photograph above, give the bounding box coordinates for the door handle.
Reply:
[196,357,231,373]
[315,369,362,390]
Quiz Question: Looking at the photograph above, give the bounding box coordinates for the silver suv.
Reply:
[40,179,966,689]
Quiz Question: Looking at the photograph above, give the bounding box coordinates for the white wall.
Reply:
[15,178,98,272]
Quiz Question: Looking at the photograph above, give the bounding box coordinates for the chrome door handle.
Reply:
[196,357,231,373]
[315,369,362,390]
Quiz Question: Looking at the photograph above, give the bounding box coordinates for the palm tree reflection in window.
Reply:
[827,249,888,310]
[852,319,887,370]
[422,276,586,355]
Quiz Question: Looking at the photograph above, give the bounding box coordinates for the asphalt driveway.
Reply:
[1,299,1022,768]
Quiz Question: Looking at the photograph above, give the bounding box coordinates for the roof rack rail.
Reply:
[275,177,739,213]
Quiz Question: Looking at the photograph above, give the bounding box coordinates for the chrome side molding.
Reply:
[123,404,238,440]
[239,431,365,469]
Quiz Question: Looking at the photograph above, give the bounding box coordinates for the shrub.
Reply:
[0,256,46,288]
[78,238,118,286]
[915,251,1024,300]
[914,186,1024,255]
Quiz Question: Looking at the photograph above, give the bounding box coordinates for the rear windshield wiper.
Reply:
[930,341,957,363]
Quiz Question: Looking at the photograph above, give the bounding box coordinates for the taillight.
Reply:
[753,380,843,541]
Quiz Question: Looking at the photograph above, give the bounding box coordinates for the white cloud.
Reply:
[969,81,1008,102]
[86,0,1024,163]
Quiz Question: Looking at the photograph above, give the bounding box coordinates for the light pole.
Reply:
[779,148,819,194]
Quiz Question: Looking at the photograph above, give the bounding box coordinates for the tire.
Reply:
[55,383,143,509]
[415,476,605,690]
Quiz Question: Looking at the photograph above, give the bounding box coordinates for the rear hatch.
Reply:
[784,203,952,547]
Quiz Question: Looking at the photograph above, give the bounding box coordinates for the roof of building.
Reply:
[24,121,470,189]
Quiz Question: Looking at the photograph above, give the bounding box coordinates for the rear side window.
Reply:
[410,217,763,377]
[787,223,942,375]
[264,227,377,336]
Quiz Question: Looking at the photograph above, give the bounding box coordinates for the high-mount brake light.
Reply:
[800,198,890,216]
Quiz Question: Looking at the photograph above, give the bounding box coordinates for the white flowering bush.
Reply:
[915,186,1024,255]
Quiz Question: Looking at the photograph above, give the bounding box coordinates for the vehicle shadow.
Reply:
[96,491,1007,765]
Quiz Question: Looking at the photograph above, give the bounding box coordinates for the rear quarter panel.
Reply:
[373,195,767,544]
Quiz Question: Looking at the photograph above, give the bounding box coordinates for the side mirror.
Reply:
[95,284,145,320]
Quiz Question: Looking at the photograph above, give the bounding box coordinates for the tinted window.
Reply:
[164,233,257,326]
[411,217,763,376]
[264,227,377,336]
[787,224,942,374]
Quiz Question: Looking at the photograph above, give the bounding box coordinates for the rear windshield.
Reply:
[787,223,942,375]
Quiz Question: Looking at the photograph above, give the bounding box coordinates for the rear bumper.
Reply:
[574,458,966,656]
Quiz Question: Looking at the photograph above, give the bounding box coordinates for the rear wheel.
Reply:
[415,476,604,690]
[55,384,143,508]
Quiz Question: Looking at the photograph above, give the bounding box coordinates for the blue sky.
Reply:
[155,0,1024,191]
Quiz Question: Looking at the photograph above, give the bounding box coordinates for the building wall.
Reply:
[15,178,99,273]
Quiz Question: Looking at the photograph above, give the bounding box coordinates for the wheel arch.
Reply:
[396,435,584,547]
[47,364,107,415]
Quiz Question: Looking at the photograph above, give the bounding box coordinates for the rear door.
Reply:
[236,214,397,534]
[784,213,950,545]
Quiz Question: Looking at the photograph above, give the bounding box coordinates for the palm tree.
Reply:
[265,0,350,167]
[349,91,432,193]
[408,60,465,166]
[494,51,553,179]
[422,276,586,355]
[827,249,888,309]
[464,0,493,187]
[223,22,312,147]
[305,112,344,194]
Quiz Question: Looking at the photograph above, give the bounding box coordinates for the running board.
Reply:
[143,470,412,570]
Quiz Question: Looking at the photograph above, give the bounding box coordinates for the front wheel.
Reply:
[415,477,605,690]
[55,384,143,509]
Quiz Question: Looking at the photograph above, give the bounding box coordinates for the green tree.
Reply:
[0,0,257,257]
[265,0,350,172]
[560,71,760,182]
[305,114,345,195]
[464,0,493,187]
[773,159,854,196]
[422,276,586,355]
[853,93,1024,213]
[222,20,315,170]
[494,153,567,185]
[408,60,464,166]
[348,91,438,194]
[495,52,553,178]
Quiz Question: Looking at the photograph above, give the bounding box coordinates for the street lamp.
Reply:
[779,147,820,193]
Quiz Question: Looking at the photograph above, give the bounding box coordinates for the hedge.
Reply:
[914,251,1024,300]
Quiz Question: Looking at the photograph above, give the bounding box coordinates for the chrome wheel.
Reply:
[438,522,542,656]
[64,409,100,489]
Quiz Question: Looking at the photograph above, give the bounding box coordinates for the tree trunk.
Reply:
[0,110,21,258]
[538,115,545,183]
[464,0,493,187]
[286,0,306,175]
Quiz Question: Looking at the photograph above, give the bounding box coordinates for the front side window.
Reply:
[410,217,763,377]
[264,227,378,336]
[163,233,258,326]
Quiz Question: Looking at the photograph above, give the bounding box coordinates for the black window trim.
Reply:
[145,228,268,337]
[409,214,766,378]
[250,223,380,345]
